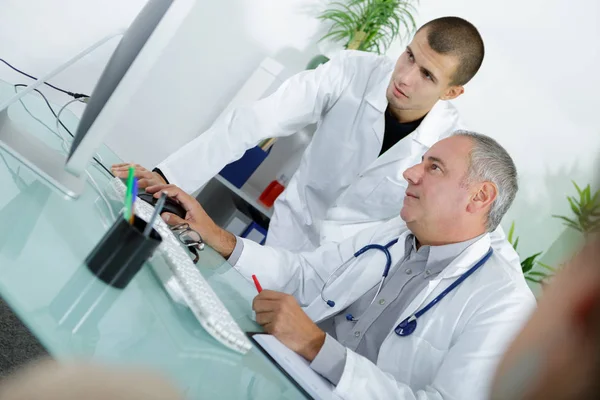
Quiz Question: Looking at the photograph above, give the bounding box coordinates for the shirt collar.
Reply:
[364,68,462,149]
[405,234,485,275]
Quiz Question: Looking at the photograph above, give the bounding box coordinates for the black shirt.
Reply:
[378,106,426,157]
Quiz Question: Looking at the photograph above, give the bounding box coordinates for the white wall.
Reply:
[0,0,326,129]
[0,0,148,117]
[1,0,598,263]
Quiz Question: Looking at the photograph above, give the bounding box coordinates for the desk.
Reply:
[0,80,306,399]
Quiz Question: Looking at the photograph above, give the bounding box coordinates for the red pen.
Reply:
[252,274,263,293]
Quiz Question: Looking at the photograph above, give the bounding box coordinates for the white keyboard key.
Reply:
[109,178,252,354]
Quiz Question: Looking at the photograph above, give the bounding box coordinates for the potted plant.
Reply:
[507,222,555,285]
[552,181,600,235]
[307,0,418,69]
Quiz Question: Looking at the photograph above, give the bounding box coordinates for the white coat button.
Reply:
[354,331,361,337]
[378,299,386,305]
[425,269,432,276]
[405,268,412,275]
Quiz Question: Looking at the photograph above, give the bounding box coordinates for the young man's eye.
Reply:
[423,71,432,81]
[407,52,414,62]
[431,164,440,171]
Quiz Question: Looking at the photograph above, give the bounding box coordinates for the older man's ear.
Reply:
[467,182,497,214]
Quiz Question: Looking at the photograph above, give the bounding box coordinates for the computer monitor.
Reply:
[0,0,195,198]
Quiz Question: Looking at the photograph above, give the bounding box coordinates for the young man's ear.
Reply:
[441,85,465,101]
[467,182,497,213]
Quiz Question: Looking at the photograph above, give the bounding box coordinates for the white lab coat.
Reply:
[232,217,536,400]
[157,50,519,266]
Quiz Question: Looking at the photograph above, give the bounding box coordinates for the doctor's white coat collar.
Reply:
[363,65,463,149]
[305,217,493,322]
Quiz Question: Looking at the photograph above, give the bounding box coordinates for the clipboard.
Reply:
[247,332,335,400]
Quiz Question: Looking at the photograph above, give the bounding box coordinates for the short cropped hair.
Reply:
[453,130,518,232]
[418,17,485,86]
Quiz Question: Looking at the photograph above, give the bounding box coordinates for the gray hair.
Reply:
[453,130,518,232]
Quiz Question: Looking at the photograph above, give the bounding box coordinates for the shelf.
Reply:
[214,175,273,218]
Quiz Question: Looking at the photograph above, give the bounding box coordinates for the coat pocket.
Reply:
[379,335,446,391]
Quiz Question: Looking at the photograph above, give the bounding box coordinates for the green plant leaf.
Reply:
[573,180,583,197]
[565,222,583,232]
[521,252,542,273]
[584,185,591,204]
[525,278,544,284]
[552,215,583,232]
[526,271,552,278]
[508,221,515,244]
[318,0,417,54]
[320,30,350,44]
[397,5,416,36]
[319,9,355,22]
[513,237,519,251]
[521,262,534,274]
[552,215,577,225]
[537,262,556,272]
[567,197,582,217]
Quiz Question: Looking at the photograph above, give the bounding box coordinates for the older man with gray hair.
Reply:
[147,131,535,400]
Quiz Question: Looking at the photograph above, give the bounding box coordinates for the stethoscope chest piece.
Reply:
[395,316,417,337]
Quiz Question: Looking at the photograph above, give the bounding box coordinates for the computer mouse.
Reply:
[137,192,187,219]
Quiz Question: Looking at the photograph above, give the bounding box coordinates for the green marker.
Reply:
[124,165,135,222]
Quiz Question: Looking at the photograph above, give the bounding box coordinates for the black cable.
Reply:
[2,58,89,99]
[14,84,74,139]
[13,84,114,178]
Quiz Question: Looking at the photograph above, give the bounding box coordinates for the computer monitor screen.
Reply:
[0,0,194,198]
[68,0,173,166]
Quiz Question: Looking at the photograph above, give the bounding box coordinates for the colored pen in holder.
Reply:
[86,214,162,289]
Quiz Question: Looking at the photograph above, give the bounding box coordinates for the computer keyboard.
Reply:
[108,178,252,354]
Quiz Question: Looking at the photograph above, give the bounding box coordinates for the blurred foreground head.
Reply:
[0,359,183,400]
[491,235,600,399]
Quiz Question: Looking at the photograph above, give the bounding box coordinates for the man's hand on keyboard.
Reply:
[145,184,237,258]
[112,163,166,189]
[253,290,326,362]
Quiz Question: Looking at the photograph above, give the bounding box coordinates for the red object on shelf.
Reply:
[258,174,288,208]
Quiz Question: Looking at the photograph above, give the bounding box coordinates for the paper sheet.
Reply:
[252,334,335,400]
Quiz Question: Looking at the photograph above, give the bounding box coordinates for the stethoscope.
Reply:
[319,238,494,337]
